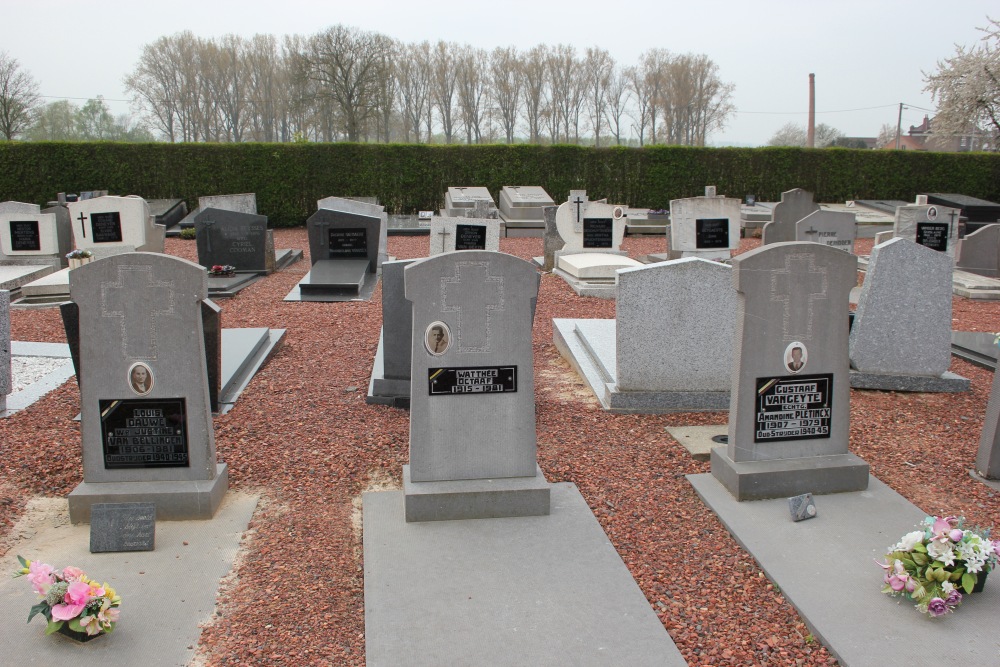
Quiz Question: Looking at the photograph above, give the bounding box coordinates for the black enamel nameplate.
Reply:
[754,374,833,443]
[428,366,518,395]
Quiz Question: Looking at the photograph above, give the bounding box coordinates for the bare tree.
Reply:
[372,37,399,143]
[431,41,460,143]
[490,46,522,144]
[0,51,41,140]
[548,45,584,142]
[582,47,614,147]
[661,54,735,146]
[604,66,631,145]
[456,46,488,144]
[521,45,548,143]
[396,41,432,143]
[625,65,651,146]
[639,49,670,144]
[244,34,280,142]
[767,122,842,147]
[924,16,1000,150]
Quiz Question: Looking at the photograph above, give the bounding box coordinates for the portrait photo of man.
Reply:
[425,322,451,356]
[784,342,807,374]
[129,362,154,395]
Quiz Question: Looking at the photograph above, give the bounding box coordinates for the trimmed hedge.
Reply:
[2,142,999,227]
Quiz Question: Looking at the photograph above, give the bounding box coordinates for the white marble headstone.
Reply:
[669,187,740,259]
[429,217,501,255]
[68,196,164,255]
[893,199,961,262]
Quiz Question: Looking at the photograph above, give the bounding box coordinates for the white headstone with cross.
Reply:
[893,198,961,262]
[711,241,868,500]
[402,250,549,521]
[68,196,165,256]
[429,216,501,255]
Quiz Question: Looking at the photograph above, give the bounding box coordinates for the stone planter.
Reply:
[68,257,93,269]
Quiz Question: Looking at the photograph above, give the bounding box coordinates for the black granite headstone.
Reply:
[9,220,41,251]
[583,218,613,248]
[194,208,270,272]
[696,218,730,249]
[89,502,156,553]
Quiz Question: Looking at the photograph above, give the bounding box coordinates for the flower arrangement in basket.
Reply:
[14,556,121,640]
[878,516,1000,617]
[208,264,236,277]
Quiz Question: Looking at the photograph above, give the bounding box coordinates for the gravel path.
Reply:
[2,230,998,666]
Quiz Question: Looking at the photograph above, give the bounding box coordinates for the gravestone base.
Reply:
[285,260,379,302]
[403,464,550,522]
[666,249,731,261]
[367,328,410,409]
[710,448,868,501]
[951,269,1000,300]
[849,369,970,392]
[273,248,303,271]
[501,220,544,237]
[206,272,260,298]
[553,253,643,298]
[553,318,730,412]
[67,463,228,524]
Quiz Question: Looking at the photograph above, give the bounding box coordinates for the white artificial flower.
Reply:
[927,540,956,565]
[897,531,926,552]
[942,581,955,594]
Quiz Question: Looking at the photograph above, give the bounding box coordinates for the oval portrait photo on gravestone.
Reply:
[784,342,808,374]
[425,321,452,356]
[128,362,154,395]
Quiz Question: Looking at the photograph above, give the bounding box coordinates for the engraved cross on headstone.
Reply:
[101,266,177,360]
[770,253,828,342]
[317,220,330,250]
[573,196,584,223]
[803,226,819,239]
[77,211,88,238]
[437,225,451,250]
[441,261,504,353]
[201,218,215,253]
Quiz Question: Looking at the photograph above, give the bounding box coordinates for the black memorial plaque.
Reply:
[754,374,833,443]
[89,502,156,553]
[916,222,949,251]
[428,366,518,395]
[90,212,123,243]
[9,220,41,251]
[583,218,613,248]
[99,398,189,468]
[328,227,368,258]
[696,218,730,249]
[455,223,487,250]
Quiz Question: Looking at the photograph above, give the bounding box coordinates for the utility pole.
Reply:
[807,73,816,148]
[895,102,903,150]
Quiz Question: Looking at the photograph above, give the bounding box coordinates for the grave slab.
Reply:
[364,483,685,667]
[951,331,997,370]
[0,493,257,667]
[2,341,75,417]
[689,473,1000,666]
[665,425,729,461]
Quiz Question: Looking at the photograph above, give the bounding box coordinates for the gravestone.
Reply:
[541,205,562,271]
[0,290,8,413]
[761,189,821,245]
[317,196,388,268]
[553,258,735,412]
[403,251,548,521]
[444,187,496,218]
[292,204,384,301]
[711,242,868,500]
[893,197,960,261]
[849,238,968,392]
[429,217,501,255]
[368,259,416,408]
[957,224,1000,278]
[977,356,1000,480]
[194,208,273,273]
[795,210,857,253]
[498,185,555,236]
[198,193,257,215]
[668,186,740,260]
[66,252,227,523]
[68,195,165,256]
[89,502,156,552]
[0,201,39,215]
[0,211,67,267]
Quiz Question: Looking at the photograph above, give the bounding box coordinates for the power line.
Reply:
[737,104,902,115]
[39,95,131,103]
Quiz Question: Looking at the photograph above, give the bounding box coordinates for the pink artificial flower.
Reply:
[930,517,959,544]
[26,562,55,596]
[884,561,911,592]
[949,529,964,542]
[51,581,92,621]
[60,566,84,582]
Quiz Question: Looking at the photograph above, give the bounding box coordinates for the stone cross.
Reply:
[77,211,88,238]
[442,261,504,353]
[101,265,176,359]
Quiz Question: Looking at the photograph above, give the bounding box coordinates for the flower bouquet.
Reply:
[878,516,1000,617]
[208,264,236,277]
[65,249,93,259]
[14,556,121,640]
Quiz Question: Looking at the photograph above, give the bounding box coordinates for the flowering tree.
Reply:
[924,16,1000,151]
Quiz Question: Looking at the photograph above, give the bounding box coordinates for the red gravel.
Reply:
[2,230,999,666]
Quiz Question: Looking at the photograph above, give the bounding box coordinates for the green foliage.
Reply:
[179,227,197,240]
[1,142,999,228]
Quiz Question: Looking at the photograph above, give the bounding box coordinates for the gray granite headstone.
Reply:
[616,258,735,392]
[761,189,820,245]
[957,224,1000,278]
[893,200,960,261]
[403,251,548,520]
[977,350,1000,480]
[429,217,501,255]
[306,208,382,271]
[0,291,9,412]
[849,238,954,376]
[66,252,227,523]
[194,208,272,273]
[316,196,388,267]
[89,502,156,552]
[382,259,416,383]
[711,242,868,500]
[668,187,740,260]
[542,206,562,271]
[198,193,257,215]
[795,210,857,253]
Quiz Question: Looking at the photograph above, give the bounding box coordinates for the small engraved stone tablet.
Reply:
[788,493,817,522]
[89,502,156,553]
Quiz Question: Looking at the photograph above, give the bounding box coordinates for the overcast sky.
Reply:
[5,0,996,145]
